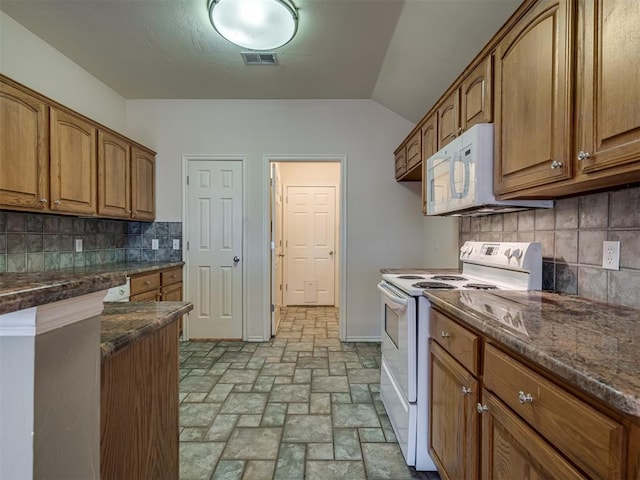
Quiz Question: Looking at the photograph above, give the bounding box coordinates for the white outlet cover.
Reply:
[173,239,180,250]
[152,239,159,250]
[602,240,620,270]
[75,238,83,253]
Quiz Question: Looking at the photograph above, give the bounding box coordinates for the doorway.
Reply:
[266,157,346,340]
[183,157,244,340]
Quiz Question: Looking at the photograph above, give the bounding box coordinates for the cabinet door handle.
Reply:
[577,151,591,161]
[476,403,489,414]
[448,133,456,139]
[461,386,472,395]
[440,331,451,339]
[550,161,563,169]
[40,198,48,204]
[458,127,464,135]
[54,199,61,205]
[518,391,534,404]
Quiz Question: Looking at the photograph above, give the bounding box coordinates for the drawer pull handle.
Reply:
[550,160,563,169]
[461,386,472,395]
[144,281,151,285]
[518,391,534,404]
[440,332,451,339]
[476,403,489,414]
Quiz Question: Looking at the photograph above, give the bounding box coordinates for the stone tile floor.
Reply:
[179,306,440,480]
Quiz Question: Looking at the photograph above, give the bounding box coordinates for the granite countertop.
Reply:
[101,301,193,358]
[425,290,640,417]
[0,261,183,315]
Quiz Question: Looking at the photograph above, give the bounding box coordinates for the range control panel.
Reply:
[460,241,541,270]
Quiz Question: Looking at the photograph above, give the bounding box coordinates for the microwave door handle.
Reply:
[449,152,471,199]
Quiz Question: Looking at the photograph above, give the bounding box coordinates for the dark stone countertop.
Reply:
[424,289,640,417]
[100,301,193,358]
[0,262,183,315]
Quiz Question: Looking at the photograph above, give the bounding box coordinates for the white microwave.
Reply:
[426,123,553,215]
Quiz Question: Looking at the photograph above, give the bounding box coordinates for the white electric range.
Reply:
[377,241,543,470]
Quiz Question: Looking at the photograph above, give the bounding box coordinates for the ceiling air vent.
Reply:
[241,52,278,65]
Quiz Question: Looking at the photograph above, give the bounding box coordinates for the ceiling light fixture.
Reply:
[208,0,298,51]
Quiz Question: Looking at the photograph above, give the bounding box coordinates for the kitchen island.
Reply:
[424,289,640,479]
[0,263,190,480]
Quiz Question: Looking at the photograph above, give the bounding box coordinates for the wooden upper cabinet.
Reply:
[405,130,422,172]
[437,90,460,148]
[494,0,573,196]
[131,146,156,221]
[394,144,407,179]
[460,55,493,131]
[50,108,97,215]
[421,114,438,214]
[0,81,49,210]
[98,130,131,218]
[575,0,640,177]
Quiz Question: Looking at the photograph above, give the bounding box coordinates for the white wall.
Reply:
[126,99,426,340]
[0,11,127,134]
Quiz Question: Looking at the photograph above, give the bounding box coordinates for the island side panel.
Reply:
[100,319,179,480]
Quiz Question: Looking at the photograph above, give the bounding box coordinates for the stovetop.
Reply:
[382,241,543,296]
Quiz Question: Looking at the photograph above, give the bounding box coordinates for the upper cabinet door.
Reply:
[460,55,493,131]
[0,81,49,210]
[437,90,460,148]
[494,0,573,196]
[394,145,407,179]
[50,108,97,215]
[98,130,131,218]
[421,114,438,214]
[131,146,156,221]
[575,0,640,176]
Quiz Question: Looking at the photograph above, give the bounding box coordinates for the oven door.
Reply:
[377,281,416,402]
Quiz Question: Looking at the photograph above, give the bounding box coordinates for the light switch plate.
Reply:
[172,239,180,250]
[152,239,159,250]
[75,238,83,253]
[602,241,620,270]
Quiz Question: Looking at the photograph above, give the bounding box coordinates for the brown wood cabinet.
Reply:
[394,144,407,179]
[130,271,161,302]
[429,306,634,480]
[49,107,98,215]
[480,389,588,479]
[493,0,574,196]
[132,146,156,220]
[421,114,438,213]
[572,0,640,187]
[0,81,49,210]
[437,90,460,149]
[100,318,179,480]
[98,130,131,218]
[429,340,480,480]
[460,55,493,132]
[160,267,183,301]
[0,74,156,220]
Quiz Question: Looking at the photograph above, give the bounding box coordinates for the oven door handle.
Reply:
[377,282,408,309]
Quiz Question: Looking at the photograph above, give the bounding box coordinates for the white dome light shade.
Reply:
[209,0,298,51]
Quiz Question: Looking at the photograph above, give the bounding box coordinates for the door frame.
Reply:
[182,155,248,341]
[263,155,348,342]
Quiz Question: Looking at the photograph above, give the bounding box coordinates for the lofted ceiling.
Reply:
[0,0,522,123]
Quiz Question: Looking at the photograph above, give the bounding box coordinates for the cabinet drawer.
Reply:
[484,344,624,480]
[430,309,479,375]
[130,272,161,295]
[161,267,182,287]
[161,282,182,301]
[130,289,159,302]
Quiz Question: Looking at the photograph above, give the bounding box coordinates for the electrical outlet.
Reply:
[151,238,159,250]
[75,238,83,253]
[602,241,620,270]
[172,239,180,250]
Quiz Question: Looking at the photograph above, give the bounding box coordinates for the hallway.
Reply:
[178,306,438,480]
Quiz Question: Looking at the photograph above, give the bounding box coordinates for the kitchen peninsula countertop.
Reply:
[0,261,183,315]
[100,300,193,358]
[424,290,640,417]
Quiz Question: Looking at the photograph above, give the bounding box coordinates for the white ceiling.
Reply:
[0,0,522,123]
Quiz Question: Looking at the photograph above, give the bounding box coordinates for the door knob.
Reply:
[278,254,285,257]
[329,251,334,256]
[233,256,240,263]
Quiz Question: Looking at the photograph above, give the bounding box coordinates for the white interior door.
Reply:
[186,160,243,339]
[284,185,336,306]
[270,164,284,335]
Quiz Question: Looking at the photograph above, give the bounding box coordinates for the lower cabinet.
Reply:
[429,341,479,480]
[429,307,630,480]
[130,271,161,302]
[100,319,179,480]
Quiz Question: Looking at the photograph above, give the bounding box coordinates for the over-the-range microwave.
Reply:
[425,123,553,216]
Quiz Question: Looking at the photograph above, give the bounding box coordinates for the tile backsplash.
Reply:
[0,211,182,273]
[460,185,640,308]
